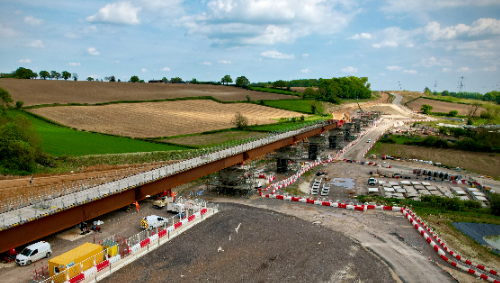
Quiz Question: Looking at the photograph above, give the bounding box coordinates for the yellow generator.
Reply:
[48,243,104,282]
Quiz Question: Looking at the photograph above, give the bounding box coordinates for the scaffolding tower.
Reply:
[209,165,254,196]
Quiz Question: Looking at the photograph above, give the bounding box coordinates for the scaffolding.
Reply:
[208,165,254,196]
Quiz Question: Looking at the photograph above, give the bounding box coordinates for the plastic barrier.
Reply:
[158,229,167,238]
[174,222,182,229]
[401,208,499,282]
[188,215,196,222]
[140,238,150,248]
[200,208,207,215]
[96,260,109,272]
[69,273,85,283]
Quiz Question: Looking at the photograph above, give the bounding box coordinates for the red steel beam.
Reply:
[0,122,338,252]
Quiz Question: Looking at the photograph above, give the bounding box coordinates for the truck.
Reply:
[153,196,173,209]
[141,215,168,230]
[16,241,52,266]
[48,243,103,283]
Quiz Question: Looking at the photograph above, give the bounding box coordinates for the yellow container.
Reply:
[102,240,118,257]
[48,243,104,282]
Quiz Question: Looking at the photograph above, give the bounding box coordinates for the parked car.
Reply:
[367,139,371,143]
[368,177,377,186]
[16,241,52,266]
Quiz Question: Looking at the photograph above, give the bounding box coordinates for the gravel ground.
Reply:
[100,203,397,283]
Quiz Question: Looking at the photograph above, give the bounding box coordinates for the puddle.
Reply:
[329,178,356,190]
[484,235,500,250]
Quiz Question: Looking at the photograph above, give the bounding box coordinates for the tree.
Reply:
[50,71,61,80]
[39,70,50,80]
[61,71,71,80]
[72,73,78,81]
[171,77,182,83]
[15,100,24,109]
[447,110,458,117]
[13,67,36,79]
[420,104,433,114]
[231,112,248,130]
[311,101,317,114]
[235,76,250,87]
[442,90,450,96]
[139,79,145,83]
[303,87,316,98]
[246,95,251,102]
[191,78,198,84]
[466,103,481,117]
[272,80,287,89]
[221,75,232,85]
[86,77,94,81]
[424,87,431,95]
[105,76,116,82]
[0,87,13,115]
[130,75,140,83]
[117,79,121,82]
[161,77,168,82]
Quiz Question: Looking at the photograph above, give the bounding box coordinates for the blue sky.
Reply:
[1,0,499,93]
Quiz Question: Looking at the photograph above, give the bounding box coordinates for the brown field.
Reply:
[290,87,318,93]
[30,100,307,138]
[0,79,297,106]
[374,143,500,177]
[407,97,485,116]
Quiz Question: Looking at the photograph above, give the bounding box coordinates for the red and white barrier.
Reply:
[401,207,500,282]
[404,208,499,277]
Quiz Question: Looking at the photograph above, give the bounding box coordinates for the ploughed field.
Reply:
[0,79,297,106]
[29,100,306,138]
[407,97,485,116]
[100,203,396,283]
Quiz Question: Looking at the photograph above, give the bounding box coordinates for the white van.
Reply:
[141,215,167,230]
[16,241,52,266]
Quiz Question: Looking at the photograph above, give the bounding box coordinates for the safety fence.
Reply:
[401,207,500,282]
[37,204,218,283]
[0,119,339,230]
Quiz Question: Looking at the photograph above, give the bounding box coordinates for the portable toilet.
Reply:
[48,243,104,282]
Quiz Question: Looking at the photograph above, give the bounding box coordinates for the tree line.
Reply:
[424,87,500,104]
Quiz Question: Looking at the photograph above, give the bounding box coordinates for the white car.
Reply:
[16,241,52,266]
[141,215,168,230]
[367,139,371,143]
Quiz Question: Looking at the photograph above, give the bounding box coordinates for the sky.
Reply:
[1,0,499,93]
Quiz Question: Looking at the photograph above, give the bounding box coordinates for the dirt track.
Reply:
[29,100,306,138]
[0,79,297,106]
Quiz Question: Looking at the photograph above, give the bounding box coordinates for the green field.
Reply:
[8,110,189,156]
[259,99,322,114]
[249,86,298,96]
[248,115,331,132]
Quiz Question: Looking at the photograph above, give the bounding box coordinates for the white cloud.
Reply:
[372,27,418,48]
[64,32,78,38]
[484,66,498,71]
[86,2,141,25]
[326,40,333,45]
[14,10,22,15]
[18,59,31,63]
[24,16,44,26]
[81,25,98,34]
[26,40,44,48]
[341,66,358,73]
[386,65,402,71]
[301,68,311,73]
[218,60,232,64]
[379,72,386,76]
[0,24,17,37]
[260,50,295,59]
[457,67,471,72]
[160,67,170,71]
[68,62,81,66]
[381,0,500,13]
[87,47,99,55]
[442,68,452,72]
[425,18,500,41]
[349,32,372,40]
[141,68,148,72]
[115,60,121,64]
[419,56,452,67]
[179,0,359,46]
[202,62,212,65]
[402,70,418,74]
[302,53,309,58]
